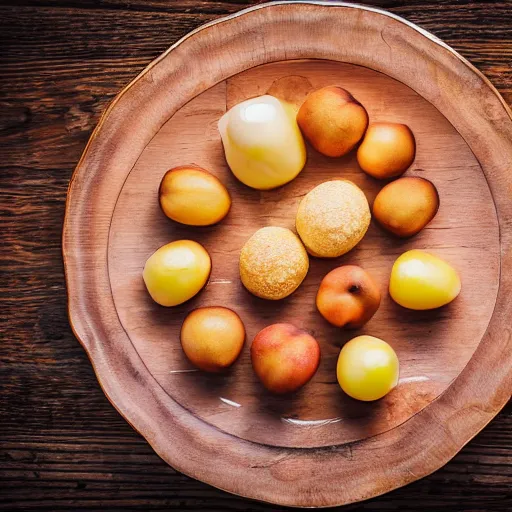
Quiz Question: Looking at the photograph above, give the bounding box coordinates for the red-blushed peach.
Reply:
[251,323,320,394]
[316,265,381,328]
[180,307,245,372]
[357,122,416,179]
[297,86,368,157]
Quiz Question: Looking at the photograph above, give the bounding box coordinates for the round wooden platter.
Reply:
[63,1,512,508]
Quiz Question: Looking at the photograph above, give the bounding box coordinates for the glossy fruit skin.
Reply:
[297,86,368,157]
[218,95,306,190]
[251,323,320,394]
[180,307,245,372]
[372,176,439,237]
[337,335,399,401]
[142,240,211,307]
[316,265,381,328]
[389,249,461,310]
[159,166,231,226]
[357,122,416,179]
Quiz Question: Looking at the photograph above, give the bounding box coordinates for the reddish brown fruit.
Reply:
[316,265,381,328]
[297,86,369,157]
[372,176,440,237]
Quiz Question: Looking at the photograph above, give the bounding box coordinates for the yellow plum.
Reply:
[389,249,461,310]
[143,240,211,307]
[337,335,399,401]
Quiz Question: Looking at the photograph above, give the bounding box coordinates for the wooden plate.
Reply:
[63,1,512,507]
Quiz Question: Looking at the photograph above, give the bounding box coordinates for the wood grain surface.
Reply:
[1,1,511,510]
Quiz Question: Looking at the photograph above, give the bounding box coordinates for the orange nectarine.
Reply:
[357,122,415,179]
[316,265,381,328]
[180,307,245,372]
[251,323,320,394]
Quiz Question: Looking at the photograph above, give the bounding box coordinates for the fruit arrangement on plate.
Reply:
[63,1,511,505]
[142,85,461,401]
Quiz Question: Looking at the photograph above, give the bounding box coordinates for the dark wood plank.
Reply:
[1,1,511,510]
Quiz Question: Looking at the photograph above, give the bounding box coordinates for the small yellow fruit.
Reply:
[296,180,370,258]
[389,249,461,310]
[337,335,399,401]
[143,240,211,307]
[218,95,306,190]
[240,227,309,300]
[181,307,245,372]
[159,166,231,226]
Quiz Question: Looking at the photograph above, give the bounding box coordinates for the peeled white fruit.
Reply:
[218,95,306,190]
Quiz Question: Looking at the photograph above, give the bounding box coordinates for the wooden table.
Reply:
[1,1,510,510]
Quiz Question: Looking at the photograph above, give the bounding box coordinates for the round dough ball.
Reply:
[296,180,370,258]
[240,227,309,300]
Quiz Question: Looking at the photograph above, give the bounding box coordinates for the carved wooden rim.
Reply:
[63,2,512,507]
